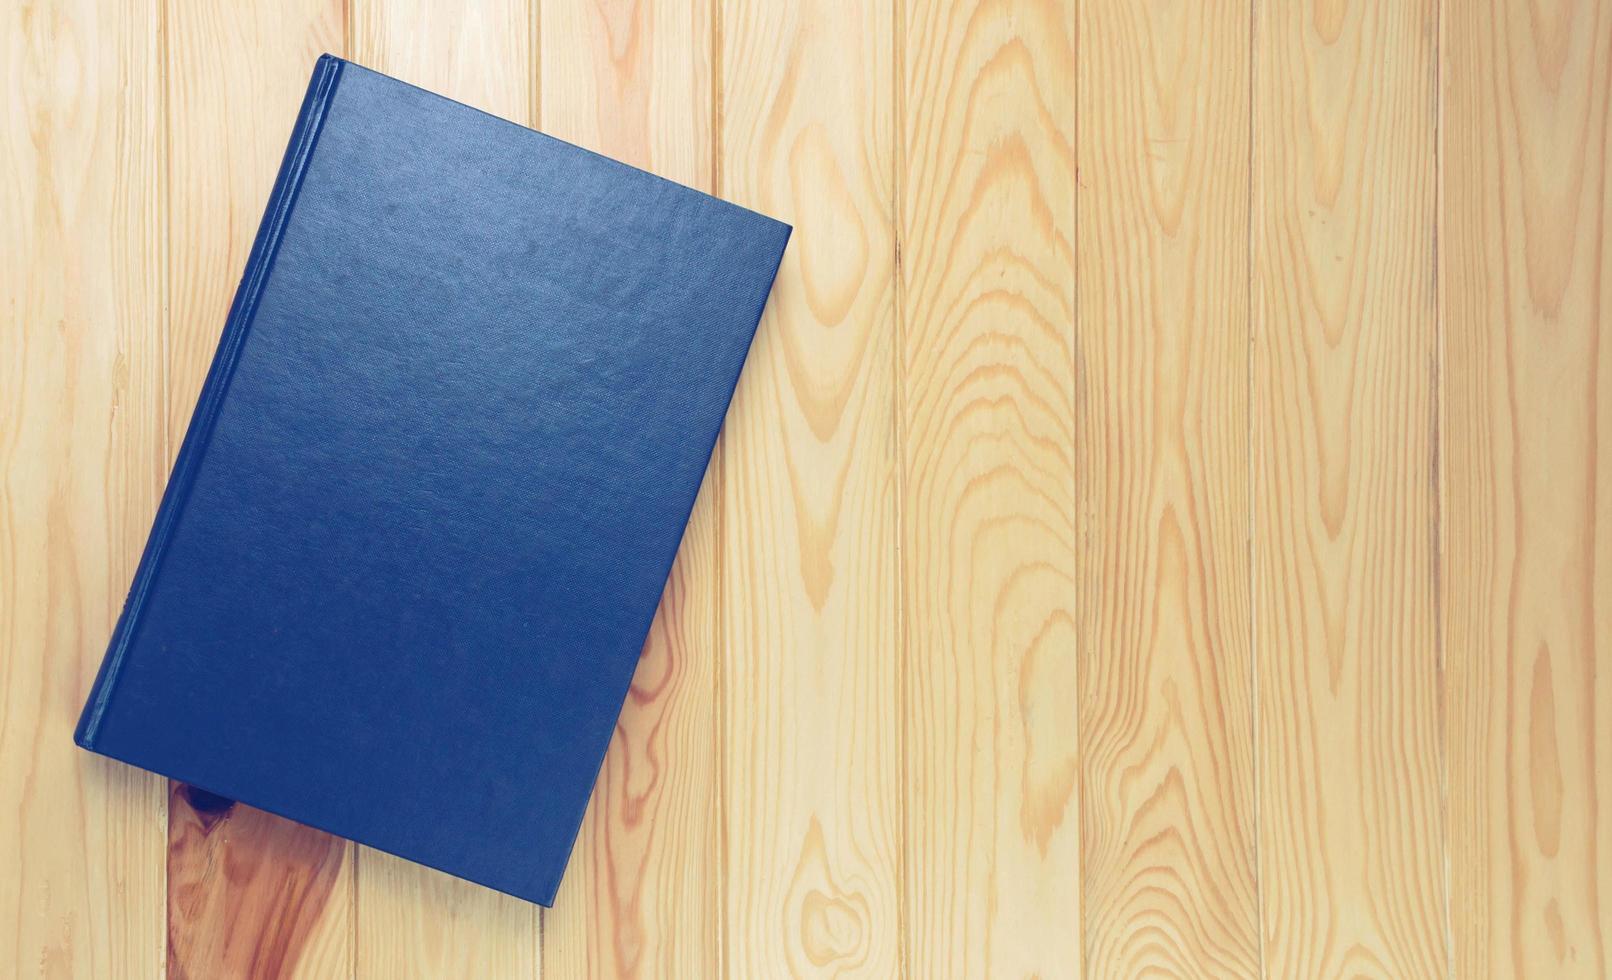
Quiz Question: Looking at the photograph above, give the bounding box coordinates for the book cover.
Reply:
[73,55,790,907]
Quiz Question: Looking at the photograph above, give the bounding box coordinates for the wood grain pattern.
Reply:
[162,3,353,977]
[899,0,1079,976]
[1,0,167,976]
[167,787,350,980]
[355,849,538,980]
[15,0,1612,975]
[352,0,535,123]
[1076,0,1259,975]
[1442,0,1612,975]
[537,0,721,975]
[718,0,901,975]
[348,2,540,976]
[1252,0,1449,976]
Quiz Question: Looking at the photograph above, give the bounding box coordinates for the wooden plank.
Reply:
[898,0,1079,976]
[167,786,351,979]
[0,0,167,976]
[162,3,353,977]
[1251,0,1448,976]
[348,2,541,976]
[718,0,901,975]
[537,0,721,975]
[357,850,537,979]
[1442,0,1612,974]
[351,0,536,122]
[1075,0,1258,975]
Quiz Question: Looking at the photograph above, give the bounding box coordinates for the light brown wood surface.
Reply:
[1442,0,1612,975]
[3,0,1607,977]
[1252,0,1450,977]
[902,0,1079,977]
[1077,0,1257,975]
[3,1,167,977]
[719,0,902,975]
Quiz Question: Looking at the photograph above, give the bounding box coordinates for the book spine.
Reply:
[74,55,346,749]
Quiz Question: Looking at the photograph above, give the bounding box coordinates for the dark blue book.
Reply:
[74,55,789,907]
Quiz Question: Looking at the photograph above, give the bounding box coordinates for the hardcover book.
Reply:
[73,55,789,906]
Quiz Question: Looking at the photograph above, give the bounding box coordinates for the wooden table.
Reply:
[5,0,1607,976]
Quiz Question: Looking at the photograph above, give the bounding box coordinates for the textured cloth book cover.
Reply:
[73,55,790,907]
